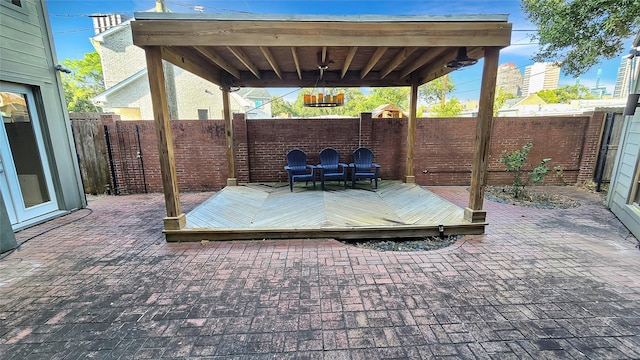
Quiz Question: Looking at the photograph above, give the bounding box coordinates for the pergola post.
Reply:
[465,46,500,223]
[222,88,237,186]
[144,46,185,230]
[404,82,419,183]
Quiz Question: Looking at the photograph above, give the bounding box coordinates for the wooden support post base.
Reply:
[404,175,416,184]
[164,213,186,230]
[227,178,238,186]
[464,208,486,223]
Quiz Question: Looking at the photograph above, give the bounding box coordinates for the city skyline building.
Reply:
[496,62,522,96]
[613,56,639,98]
[522,62,561,97]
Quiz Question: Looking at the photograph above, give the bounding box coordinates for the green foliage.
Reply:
[493,87,516,115]
[536,84,595,103]
[498,143,551,198]
[418,75,455,104]
[522,0,640,77]
[60,51,104,112]
[427,98,462,117]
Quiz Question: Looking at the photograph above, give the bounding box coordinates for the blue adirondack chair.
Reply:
[350,147,380,189]
[284,149,316,192]
[317,147,348,190]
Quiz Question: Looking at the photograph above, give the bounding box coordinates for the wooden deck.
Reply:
[165,181,486,242]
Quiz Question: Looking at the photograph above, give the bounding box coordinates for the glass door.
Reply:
[0,82,58,227]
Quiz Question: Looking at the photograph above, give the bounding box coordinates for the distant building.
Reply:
[372,104,408,118]
[522,62,560,96]
[91,13,129,35]
[496,63,522,96]
[613,57,640,98]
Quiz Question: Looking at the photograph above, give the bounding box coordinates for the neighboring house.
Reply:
[372,103,408,118]
[496,95,626,117]
[91,13,269,119]
[0,0,85,249]
[607,33,640,240]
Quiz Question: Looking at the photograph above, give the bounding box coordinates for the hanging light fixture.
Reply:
[445,47,478,69]
[304,57,344,107]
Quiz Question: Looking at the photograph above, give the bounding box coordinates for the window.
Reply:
[197,109,208,120]
[255,100,263,107]
[5,0,21,7]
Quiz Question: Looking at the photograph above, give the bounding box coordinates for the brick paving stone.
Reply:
[0,187,639,358]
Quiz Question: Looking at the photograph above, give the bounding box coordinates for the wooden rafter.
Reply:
[361,47,388,79]
[321,46,327,64]
[227,46,261,79]
[260,46,282,79]
[418,47,485,85]
[380,47,418,79]
[161,46,223,85]
[193,46,241,79]
[341,46,357,79]
[290,47,302,80]
[398,47,449,79]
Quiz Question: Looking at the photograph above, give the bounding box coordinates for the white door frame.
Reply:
[0,82,59,227]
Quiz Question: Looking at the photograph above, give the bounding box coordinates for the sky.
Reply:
[46,0,634,102]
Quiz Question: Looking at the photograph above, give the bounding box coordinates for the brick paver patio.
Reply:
[1,186,639,359]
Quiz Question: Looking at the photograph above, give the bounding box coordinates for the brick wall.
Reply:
[93,112,604,193]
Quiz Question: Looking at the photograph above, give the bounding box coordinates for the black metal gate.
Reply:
[104,124,148,194]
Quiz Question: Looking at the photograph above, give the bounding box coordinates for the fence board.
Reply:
[71,118,110,194]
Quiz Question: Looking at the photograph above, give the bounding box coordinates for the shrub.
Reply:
[498,143,550,198]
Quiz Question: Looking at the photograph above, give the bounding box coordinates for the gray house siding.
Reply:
[607,116,640,239]
[606,33,640,240]
[0,0,85,239]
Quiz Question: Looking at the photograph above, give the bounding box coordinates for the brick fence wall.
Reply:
[84,112,605,193]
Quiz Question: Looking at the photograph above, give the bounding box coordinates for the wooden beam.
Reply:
[321,46,327,64]
[341,46,357,79]
[399,47,448,79]
[222,89,236,186]
[144,46,185,230]
[466,46,500,223]
[361,47,388,79]
[291,47,302,80]
[193,46,241,79]
[380,47,418,79]
[260,46,282,79]
[227,46,261,79]
[404,82,419,183]
[161,46,223,85]
[132,20,512,47]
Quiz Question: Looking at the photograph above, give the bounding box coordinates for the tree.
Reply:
[60,51,104,112]
[493,87,516,115]
[522,0,640,77]
[537,84,595,103]
[428,98,462,117]
[418,75,455,104]
[367,87,410,110]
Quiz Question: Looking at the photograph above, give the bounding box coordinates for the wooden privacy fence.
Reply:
[70,111,614,194]
[70,115,110,194]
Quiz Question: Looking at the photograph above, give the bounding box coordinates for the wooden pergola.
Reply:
[131,13,512,236]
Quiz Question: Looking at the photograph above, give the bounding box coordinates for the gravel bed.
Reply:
[340,235,461,252]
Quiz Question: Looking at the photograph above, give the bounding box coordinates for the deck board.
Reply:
[172,181,484,241]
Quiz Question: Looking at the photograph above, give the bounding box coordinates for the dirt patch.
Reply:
[484,186,580,209]
[340,235,461,252]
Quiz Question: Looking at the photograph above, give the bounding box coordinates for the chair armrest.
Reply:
[373,163,381,168]
[307,165,317,169]
[348,163,355,168]
[339,163,348,168]
[284,165,291,171]
[316,164,324,169]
